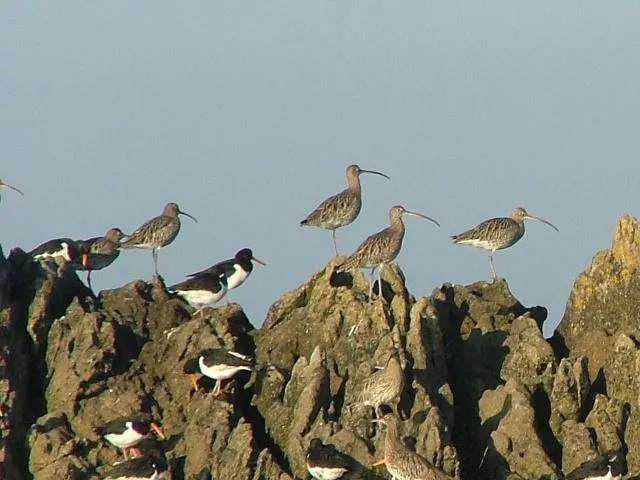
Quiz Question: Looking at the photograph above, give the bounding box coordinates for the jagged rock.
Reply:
[479,379,560,480]
[557,215,640,377]
[559,420,597,474]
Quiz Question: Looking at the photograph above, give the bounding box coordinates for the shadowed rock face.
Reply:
[2,215,640,479]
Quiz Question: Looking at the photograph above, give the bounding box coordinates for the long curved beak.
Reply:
[179,209,198,223]
[360,169,391,180]
[405,210,440,227]
[525,214,559,232]
[252,256,267,266]
[1,181,24,196]
[150,422,166,439]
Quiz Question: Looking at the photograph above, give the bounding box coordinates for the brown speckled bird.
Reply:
[120,202,197,276]
[373,412,454,480]
[74,227,127,289]
[337,205,439,300]
[301,164,390,255]
[452,207,558,279]
[351,348,405,418]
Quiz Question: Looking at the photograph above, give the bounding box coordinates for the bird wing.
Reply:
[121,215,177,248]
[340,228,400,270]
[302,189,359,228]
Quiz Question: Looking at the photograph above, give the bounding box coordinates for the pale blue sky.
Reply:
[2,3,639,337]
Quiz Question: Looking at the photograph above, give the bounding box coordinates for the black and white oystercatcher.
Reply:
[95,413,165,459]
[73,227,127,289]
[30,238,90,267]
[188,248,266,291]
[183,347,254,395]
[306,438,352,480]
[169,269,228,317]
[120,202,197,277]
[103,445,169,480]
[565,452,624,480]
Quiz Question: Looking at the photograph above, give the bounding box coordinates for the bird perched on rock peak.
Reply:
[301,164,390,255]
[183,347,254,396]
[451,207,558,279]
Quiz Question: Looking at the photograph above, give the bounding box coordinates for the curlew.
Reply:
[350,348,405,418]
[74,228,127,290]
[336,205,439,301]
[120,202,197,277]
[0,178,24,204]
[306,438,352,480]
[183,347,254,395]
[301,164,390,255]
[372,412,454,480]
[95,413,165,460]
[451,207,559,279]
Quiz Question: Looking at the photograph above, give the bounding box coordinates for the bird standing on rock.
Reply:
[564,452,624,480]
[183,347,254,396]
[102,440,169,480]
[29,238,90,268]
[372,412,454,480]
[306,438,352,480]
[94,413,165,460]
[73,227,127,290]
[451,207,559,279]
[336,205,439,301]
[350,348,405,418]
[301,164,390,255]
[169,269,228,317]
[120,202,197,277]
[187,248,266,302]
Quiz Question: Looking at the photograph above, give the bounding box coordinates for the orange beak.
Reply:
[252,256,266,266]
[372,458,386,467]
[189,373,199,391]
[150,422,166,439]
[81,253,90,268]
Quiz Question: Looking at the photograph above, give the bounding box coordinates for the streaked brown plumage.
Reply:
[301,164,390,255]
[120,202,197,276]
[351,348,405,418]
[452,207,559,279]
[337,205,439,300]
[373,413,454,480]
[73,227,127,290]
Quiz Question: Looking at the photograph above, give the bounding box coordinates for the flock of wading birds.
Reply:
[3,171,618,480]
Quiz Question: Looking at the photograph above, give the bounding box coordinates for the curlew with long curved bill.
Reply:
[120,202,197,277]
[0,178,24,204]
[301,164,390,255]
[451,207,559,279]
[336,205,439,301]
[372,412,454,480]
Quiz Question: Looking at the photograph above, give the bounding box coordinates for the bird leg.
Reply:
[122,447,130,460]
[372,458,386,467]
[331,230,339,256]
[213,379,223,396]
[489,253,497,280]
[152,249,159,277]
[377,263,384,302]
[86,271,92,291]
[367,268,375,302]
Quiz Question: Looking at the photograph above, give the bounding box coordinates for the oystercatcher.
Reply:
[564,452,624,480]
[183,347,254,396]
[169,269,228,318]
[306,438,352,480]
[95,413,165,459]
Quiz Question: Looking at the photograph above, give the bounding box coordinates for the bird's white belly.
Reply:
[226,265,249,289]
[175,288,225,308]
[199,359,251,380]
[104,428,144,448]
[307,466,347,480]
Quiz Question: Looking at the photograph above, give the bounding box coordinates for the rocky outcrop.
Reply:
[3,215,640,479]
